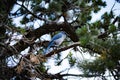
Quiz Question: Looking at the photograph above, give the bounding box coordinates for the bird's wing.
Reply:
[44,32,65,54]
[51,33,62,41]
[44,41,54,54]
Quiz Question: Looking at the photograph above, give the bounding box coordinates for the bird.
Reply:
[44,31,66,54]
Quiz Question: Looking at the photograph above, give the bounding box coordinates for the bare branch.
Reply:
[16,2,48,22]
[43,72,102,79]
[45,42,101,57]
[110,1,116,11]
[45,42,80,57]
[0,23,79,59]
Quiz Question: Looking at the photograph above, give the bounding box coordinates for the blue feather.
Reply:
[44,31,66,54]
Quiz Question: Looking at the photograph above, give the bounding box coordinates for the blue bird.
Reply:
[44,31,66,54]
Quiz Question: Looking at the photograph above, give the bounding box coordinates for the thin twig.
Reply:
[111,1,116,12]
[16,2,49,22]
[45,42,80,57]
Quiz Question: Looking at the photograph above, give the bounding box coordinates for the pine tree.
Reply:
[0,0,120,80]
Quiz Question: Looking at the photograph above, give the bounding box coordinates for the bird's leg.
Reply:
[51,46,58,55]
[53,46,59,50]
[51,41,58,50]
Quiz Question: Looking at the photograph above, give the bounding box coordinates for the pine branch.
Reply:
[44,72,102,79]
[98,16,119,39]
[45,42,80,57]
[45,42,101,57]
[0,23,78,59]
[16,2,48,22]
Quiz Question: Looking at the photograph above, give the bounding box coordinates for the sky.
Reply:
[44,0,120,80]
[91,0,120,22]
[9,0,120,80]
[12,0,120,27]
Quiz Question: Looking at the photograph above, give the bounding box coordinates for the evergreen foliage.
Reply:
[0,0,120,80]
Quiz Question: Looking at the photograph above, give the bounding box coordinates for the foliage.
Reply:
[0,0,120,80]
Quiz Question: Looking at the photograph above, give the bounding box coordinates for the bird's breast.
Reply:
[54,36,66,46]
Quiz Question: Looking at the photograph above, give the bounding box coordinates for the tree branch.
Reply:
[61,73,101,77]
[44,72,102,79]
[0,23,78,59]
[45,42,80,57]
[45,42,102,57]
[16,2,48,22]
[98,16,119,39]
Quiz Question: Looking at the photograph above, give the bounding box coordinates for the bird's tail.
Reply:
[43,41,54,54]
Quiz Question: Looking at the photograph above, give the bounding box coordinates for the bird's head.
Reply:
[60,31,70,37]
[61,31,66,34]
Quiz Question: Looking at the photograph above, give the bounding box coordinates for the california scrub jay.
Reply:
[44,31,66,54]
